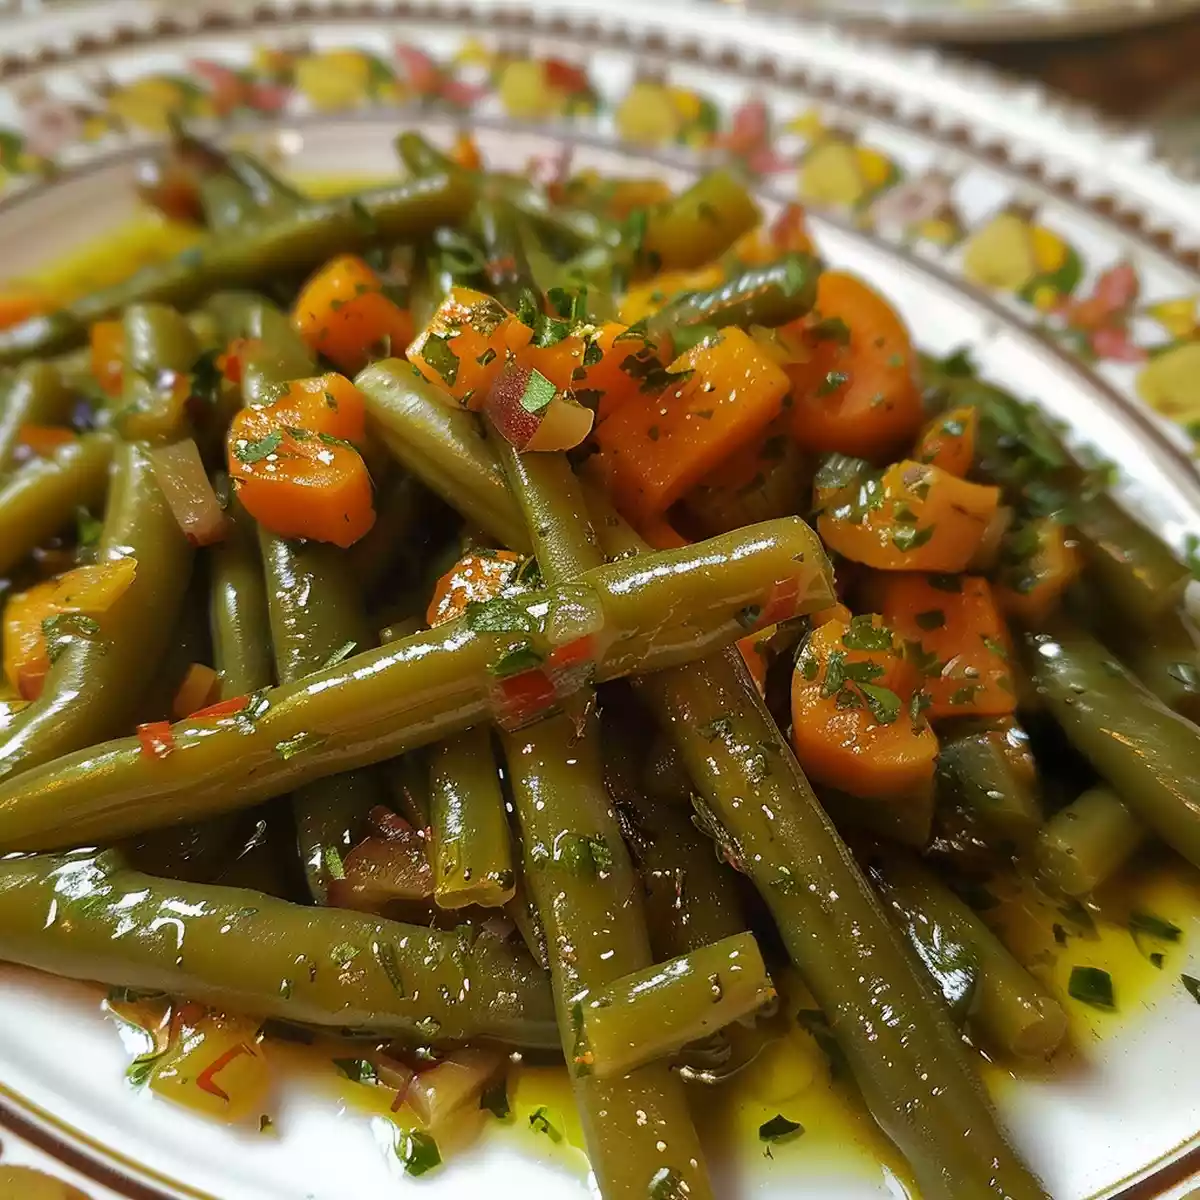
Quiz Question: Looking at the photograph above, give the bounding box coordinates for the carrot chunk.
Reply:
[995,517,1082,625]
[90,320,126,397]
[913,405,977,477]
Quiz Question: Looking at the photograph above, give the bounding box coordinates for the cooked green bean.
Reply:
[346,468,432,598]
[0,440,192,782]
[112,303,200,443]
[937,723,1044,853]
[356,361,531,552]
[224,148,306,213]
[473,198,535,312]
[0,175,475,366]
[0,432,112,575]
[0,517,832,849]
[1028,619,1200,870]
[428,726,515,909]
[816,783,935,850]
[648,253,821,347]
[1035,785,1148,897]
[198,172,260,232]
[639,169,760,272]
[208,489,274,700]
[574,932,774,1080]
[869,850,1067,1058]
[0,851,557,1047]
[1107,611,1200,725]
[0,362,74,472]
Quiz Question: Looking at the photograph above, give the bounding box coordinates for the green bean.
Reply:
[648,253,821,347]
[574,932,773,1080]
[240,304,314,406]
[0,362,74,472]
[1106,611,1200,725]
[642,732,693,808]
[503,712,712,1198]
[112,304,201,443]
[0,440,192,783]
[1028,619,1200,870]
[868,850,1067,1058]
[0,851,557,1048]
[932,370,1189,627]
[0,175,476,366]
[428,726,515,909]
[816,783,935,850]
[346,468,432,598]
[209,489,274,700]
[356,362,531,552]
[639,169,760,272]
[0,518,832,849]
[473,198,535,312]
[395,132,459,179]
[639,655,1047,1200]
[198,172,260,232]
[0,432,112,575]
[937,723,1044,853]
[1034,785,1148,897]
[224,149,305,213]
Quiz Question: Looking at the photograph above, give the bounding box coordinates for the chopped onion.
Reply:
[405,1049,505,1131]
[148,439,229,547]
[172,662,219,719]
[327,811,434,916]
[373,1053,416,1096]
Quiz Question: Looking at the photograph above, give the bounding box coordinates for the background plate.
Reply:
[1,4,1200,1198]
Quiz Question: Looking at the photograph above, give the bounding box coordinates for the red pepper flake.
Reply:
[547,634,596,672]
[16,662,48,702]
[136,721,177,760]
[196,1042,255,1102]
[190,695,249,721]
[493,669,558,729]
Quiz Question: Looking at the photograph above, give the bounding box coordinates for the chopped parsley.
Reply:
[1182,974,1200,1004]
[320,641,358,670]
[842,615,893,652]
[528,1106,562,1142]
[859,683,901,725]
[333,1058,379,1085]
[235,429,283,464]
[189,348,224,406]
[816,371,849,397]
[463,596,537,635]
[758,1114,804,1143]
[1068,966,1115,1010]
[811,316,851,345]
[519,368,557,414]
[42,613,101,663]
[420,335,460,388]
[274,731,328,760]
[398,1129,442,1176]
[892,523,934,553]
[1129,911,1182,942]
[480,1076,511,1119]
[489,641,546,678]
[648,1167,688,1199]
[75,506,104,547]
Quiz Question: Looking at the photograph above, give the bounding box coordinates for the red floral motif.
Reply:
[189,60,290,116]
[715,99,791,174]
[1057,262,1146,363]
[394,44,486,107]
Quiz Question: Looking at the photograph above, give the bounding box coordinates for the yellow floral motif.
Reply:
[104,76,199,132]
[785,108,829,140]
[1136,342,1200,423]
[294,50,376,111]
[455,38,492,67]
[916,218,960,247]
[961,209,1080,305]
[1146,296,1199,341]
[498,60,566,120]
[1030,283,1060,313]
[616,81,684,145]
[799,139,898,210]
[1031,225,1067,275]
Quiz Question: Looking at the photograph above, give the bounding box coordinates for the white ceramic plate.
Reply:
[2,4,1200,1198]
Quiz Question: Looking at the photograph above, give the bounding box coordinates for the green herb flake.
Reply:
[1151,952,1165,970]
[330,941,361,964]
[758,1114,804,1143]
[235,429,283,464]
[928,574,962,593]
[1130,912,1182,942]
[892,524,935,553]
[1068,966,1115,1011]
[529,1105,562,1142]
[817,371,849,397]
[125,1054,162,1088]
[373,940,406,996]
[1168,661,1200,690]
[189,348,224,406]
[421,335,460,388]
[948,684,981,707]
[859,683,901,725]
[323,845,346,881]
[981,635,1009,660]
[812,317,851,345]
[489,641,546,678]
[699,715,733,741]
[75,506,104,547]
[320,641,358,670]
[398,1129,442,1177]
[914,609,945,631]
[648,1167,688,1199]
[464,596,538,635]
[795,1008,847,1078]
[333,1058,379,1085]
[275,731,328,761]
[258,1115,274,1133]
[1184,974,1200,1003]
[519,368,557,415]
[842,615,894,652]
[480,1076,510,1119]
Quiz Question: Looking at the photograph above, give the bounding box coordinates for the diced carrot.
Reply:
[451,132,482,171]
[3,559,138,699]
[618,264,725,327]
[220,337,260,385]
[292,254,414,375]
[914,405,976,477]
[640,516,689,550]
[737,627,773,695]
[588,327,790,526]
[866,573,1016,722]
[791,614,938,799]
[730,204,815,265]
[580,322,659,422]
[90,320,126,397]
[191,695,250,720]
[995,518,1082,625]
[817,459,1001,573]
[173,662,220,719]
[407,286,533,410]
[427,550,523,627]
[788,272,923,462]
[812,601,853,628]
[605,179,673,220]
[518,331,591,393]
[239,373,366,445]
[16,425,76,458]
[229,427,374,549]
[0,288,51,330]
[137,721,177,760]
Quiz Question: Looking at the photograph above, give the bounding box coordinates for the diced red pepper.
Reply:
[136,721,176,760]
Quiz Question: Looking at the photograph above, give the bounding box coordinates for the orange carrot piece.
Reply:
[292,254,414,375]
[618,264,725,327]
[90,320,126,397]
[737,627,773,695]
[788,272,923,461]
[731,204,816,265]
[238,373,366,445]
[518,331,591,394]
[588,327,789,526]
[791,614,938,799]
[867,573,1017,722]
[451,132,482,171]
[407,286,533,410]
[3,559,138,699]
[426,550,523,628]
[173,662,220,719]
[914,405,977,477]
[16,425,77,458]
[581,322,658,422]
[817,459,1001,573]
[995,518,1083,625]
[0,289,51,331]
